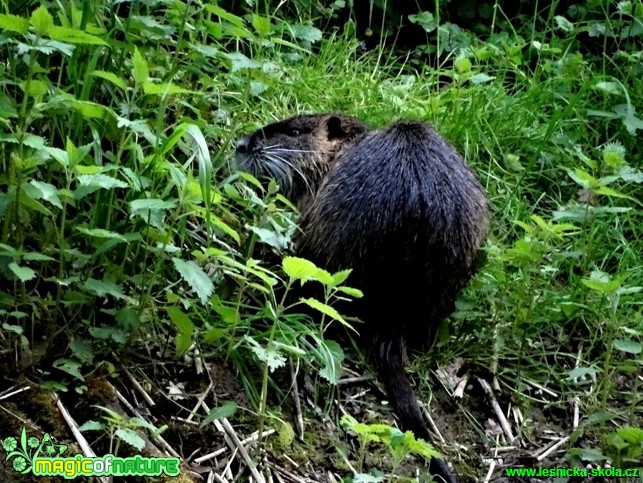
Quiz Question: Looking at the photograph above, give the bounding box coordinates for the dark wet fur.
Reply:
[236,114,489,483]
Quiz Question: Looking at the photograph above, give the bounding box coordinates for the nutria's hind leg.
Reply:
[371,336,457,483]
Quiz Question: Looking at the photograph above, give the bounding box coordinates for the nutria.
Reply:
[235,113,490,483]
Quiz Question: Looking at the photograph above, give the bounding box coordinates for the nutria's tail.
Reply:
[372,337,457,483]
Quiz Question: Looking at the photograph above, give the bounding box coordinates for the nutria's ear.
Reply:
[326,116,347,140]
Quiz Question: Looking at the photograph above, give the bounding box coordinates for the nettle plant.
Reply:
[0,1,333,398]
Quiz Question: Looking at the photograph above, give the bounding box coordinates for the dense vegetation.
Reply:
[0,0,641,481]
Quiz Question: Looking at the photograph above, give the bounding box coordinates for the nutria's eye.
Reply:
[287,128,301,137]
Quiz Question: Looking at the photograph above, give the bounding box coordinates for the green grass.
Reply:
[0,0,642,481]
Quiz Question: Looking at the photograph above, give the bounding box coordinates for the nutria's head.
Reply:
[235,113,369,205]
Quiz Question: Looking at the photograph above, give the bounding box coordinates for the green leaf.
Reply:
[115,428,145,451]
[49,26,106,45]
[290,23,322,43]
[581,277,622,293]
[129,198,176,228]
[567,366,601,380]
[468,73,495,85]
[70,339,94,364]
[612,339,642,355]
[245,336,287,372]
[22,252,55,262]
[0,14,30,34]
[252,14,271,36]
[30,5,54,36]
[131,48,149,86]
[53,358,84,381]
[167,306,195,356]
[26,79,48,97]
[594,81,622,96]
[204,4,246,28]
[77,174,128,189]
[336,286,364,298]
[568,447,607,463]
[83,278,126,299]
[301,298,347,325]
[250,226,289,250]
[78,420,103,432]
[9,263,36,282]
[143,82,193,95]
[331,269,352,287]
[200,401,238,427]
[172,258,214,305]
[70,99,109,119]
[566,168,598,189]
[29,180,63,209]
[282,256,333,285]
[91,70,127,90]
[76,227,127,242]
[317,339,344,384]
[212,216,240,244]
[223,52,261,72]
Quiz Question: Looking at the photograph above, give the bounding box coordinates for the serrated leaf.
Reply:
[212,216,240,244]
[115,428,145,451]
[78,420,103,431]
[204,4,246,28]
[613,339,642,354]
[581,277,622,293]
[250,226,289,250]
[77,174,128,189]
[290,23,322,43]
[301,298,346,325]
[336,286,364,298]
[76,227,127,242]
[567,366,601,380]
[31,5,54,36]
[569,447,607,462]
[53,358,84,381]
[26,78,47,97]
[29,180,62,208]
[9,263,36,282]
[172,258,214,304]
[245,336,286,371]
[72,99,109,119]
[318,339,344,383]
[131,48,149,85]
[167,306,195,356]
[83,278,125,299]
[91,70,127,90]
[49,26,106,45]
[200,401,237,427]
[22,252,55,261]
[594,81,622,96]
[566,168,598,189]
[70,338,94,364]
[331,269,352,287]
[282,256,332,285]
[468,73,495,85]
[554,15,574,32]
[129,198,176,228]
[143,82,193,95]
[0,14,30,34]
[275,418,295,446]
[223,52,261,71]
[252,14,271,36]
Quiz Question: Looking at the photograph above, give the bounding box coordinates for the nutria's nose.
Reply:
[235,137,249,155]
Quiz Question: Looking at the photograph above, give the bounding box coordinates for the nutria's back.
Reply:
[236,114,489,343]
[236,113,490,483]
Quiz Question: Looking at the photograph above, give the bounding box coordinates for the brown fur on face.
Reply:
[235,113,369,208]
